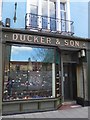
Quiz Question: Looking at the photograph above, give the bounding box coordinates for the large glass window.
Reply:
[3,45,57,101]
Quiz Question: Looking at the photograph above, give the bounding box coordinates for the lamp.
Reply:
[78,49,86,58]
[5,18,10,27]
[81,49,85,57]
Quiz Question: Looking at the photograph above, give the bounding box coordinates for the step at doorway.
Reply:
[62,101,76,105]
[59,101,82,110]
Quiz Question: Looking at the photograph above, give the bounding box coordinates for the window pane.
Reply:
[50,1,56,31]
[3,45,55,101]
[61,11,66,20]
[30,0,38,6]
[30,0,38,28]
[30,5,38,14]
[42,0,48,29]
[30,14,38,28]
[61,11,66,31]
[60,3,66,31]
[42,0,48,16]
[60,3,65,10]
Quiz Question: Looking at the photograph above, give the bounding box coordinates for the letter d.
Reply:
[13,34,18,41]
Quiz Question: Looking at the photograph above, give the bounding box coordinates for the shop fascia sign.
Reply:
[3,33,87,49]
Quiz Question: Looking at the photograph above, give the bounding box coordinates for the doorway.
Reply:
[63,63,77,101]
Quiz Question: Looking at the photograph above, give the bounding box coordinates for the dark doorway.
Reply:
[63,63,77,101]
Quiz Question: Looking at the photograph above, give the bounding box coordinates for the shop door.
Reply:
[63,63,77,101]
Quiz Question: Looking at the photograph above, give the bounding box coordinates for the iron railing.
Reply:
[25,13,74,35]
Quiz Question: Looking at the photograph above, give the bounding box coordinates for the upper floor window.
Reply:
[26,0,66,31]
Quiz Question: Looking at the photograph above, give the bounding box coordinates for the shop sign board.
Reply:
[2,32,88,49]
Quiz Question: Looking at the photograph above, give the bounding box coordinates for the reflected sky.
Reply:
[11,46,54,63]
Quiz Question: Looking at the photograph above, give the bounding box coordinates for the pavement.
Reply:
[1,106,89,118]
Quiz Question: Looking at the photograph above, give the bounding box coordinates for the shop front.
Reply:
[0,27,89,115]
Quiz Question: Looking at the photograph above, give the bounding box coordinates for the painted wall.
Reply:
[2,0,26,28]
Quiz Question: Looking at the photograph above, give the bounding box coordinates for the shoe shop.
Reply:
[0,27,89,115]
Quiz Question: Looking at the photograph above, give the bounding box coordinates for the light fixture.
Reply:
[5,18,10,27]
[81,49,85,57]
[78,49,86,58]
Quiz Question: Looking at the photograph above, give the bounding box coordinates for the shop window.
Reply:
[3,45,57,101]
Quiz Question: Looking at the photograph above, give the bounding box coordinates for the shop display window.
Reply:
[3,45,57,101]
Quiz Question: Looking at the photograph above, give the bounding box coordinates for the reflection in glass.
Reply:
[3,45,55,101]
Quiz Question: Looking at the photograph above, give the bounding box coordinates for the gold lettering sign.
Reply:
[11,33,86,49]
[13,34,18,41]
[64,40,69,46]
[56,39,60,45]
[64,40,80,47]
